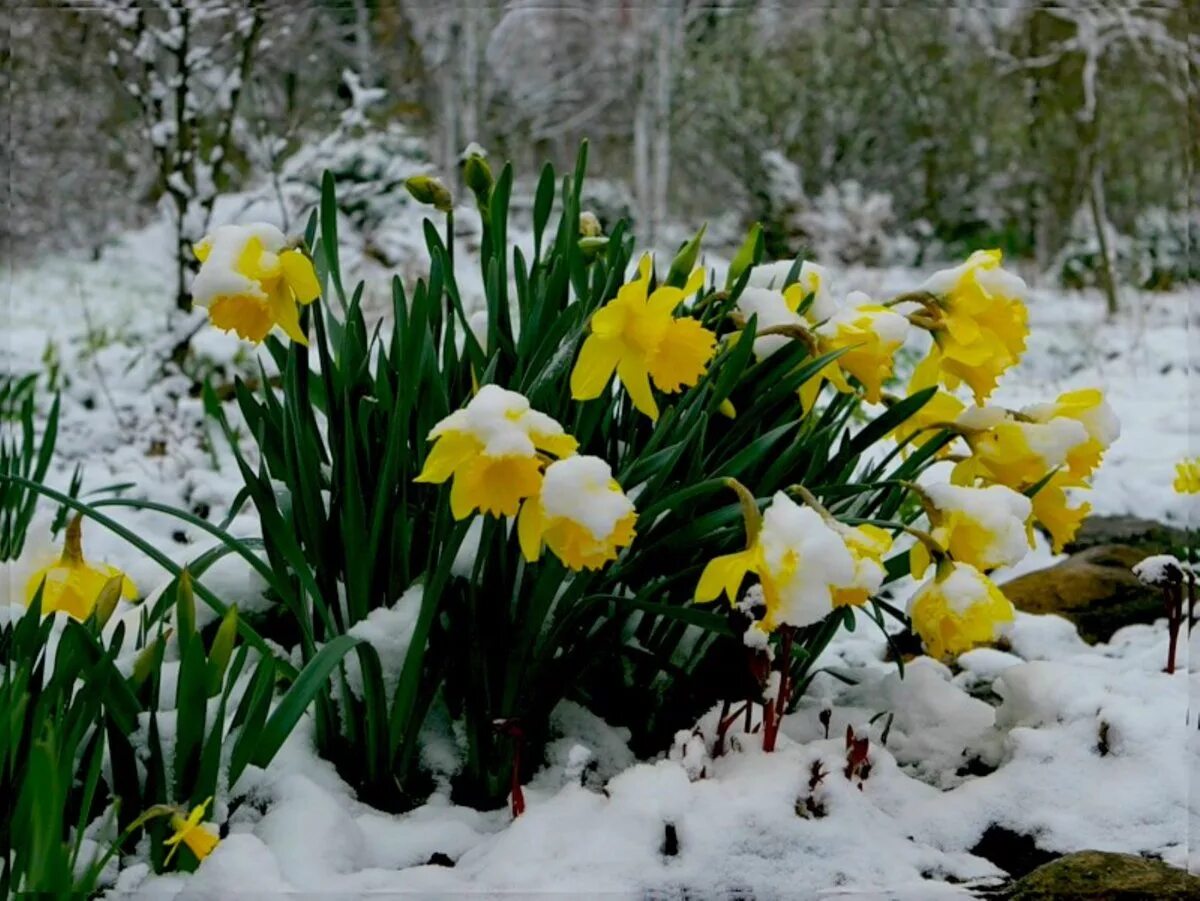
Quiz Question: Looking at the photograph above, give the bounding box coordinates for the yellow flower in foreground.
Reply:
[24,516,136,620]
[518,456,636,570]
[831,524,892,608]
[164,798,219,864]
[955,407,1090,491]
[192,224,320,344]
[416,385,576,519]
[1175,458,1200,494]
[890,351,966,454]
[815,293,910,404]
[695,492,857,631]
[1021,389,1120,482]
[918,250,1029,403]
[909,562,1014,660]
[570,256,716,420]
[1029,471,1092,552]
[909,483,1031,578]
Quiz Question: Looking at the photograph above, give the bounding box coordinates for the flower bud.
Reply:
[579,211,602,237]
[578,235,609,259]
[405,175,453,213]
[462,148,494,204]
[665,223,707,289]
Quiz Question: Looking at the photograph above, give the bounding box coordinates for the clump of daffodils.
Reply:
[908,562,1014,660]
[519,455,637,571]
[571,255,716,421]
[24,515,136,620]
[192,224,320,344]
[416,385,577,519]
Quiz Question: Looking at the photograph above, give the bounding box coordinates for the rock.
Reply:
[1064,515,1189,555]
[1001,544,1165,643]
[1009,850,1200,900]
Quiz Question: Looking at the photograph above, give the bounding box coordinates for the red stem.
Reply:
[763,627,794,752]
[510,728,525,818]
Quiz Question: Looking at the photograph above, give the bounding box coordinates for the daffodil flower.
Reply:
[570,255,716,421]
[1174,458,1200,494]
[192,224,320,344]
[953,407,1090,491]
[909,482,1032,578]
[831,523,892,608]
[1028,471,1092,552]
[916,249,1029,404]
[889,350,966,454]
[164,797,219,865]
[24,515,136,620]
[1021,389,1120,482]
[518,456,636,570]
[695,491,857,631]
[908,562,1014,659]
[415,385,577,519]
[813,293,910,404]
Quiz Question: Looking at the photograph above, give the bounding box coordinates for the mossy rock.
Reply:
[1064,516,1190,555]
[1008,850,1200,899]
[1001,544,1166,644]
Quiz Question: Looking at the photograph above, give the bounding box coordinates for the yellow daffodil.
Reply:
[1174,458,1200,494]
[192,224,320,344]
[1029,471,1091,552]
[415,385,577,519]
[909,483,1032,578]
[24,516,136,620]
[954,409,1090,491]
[908,562,1014,659]
[696,491,856,631]
[164,798,219,864]
[1021,389,1120,482]
[570,255,716,420]
[917,250,1029,404]
[890,351,966,454]
[736,285,805,360]
[518,456,636,570]
[814,294,910,404]
[831,524,892,608]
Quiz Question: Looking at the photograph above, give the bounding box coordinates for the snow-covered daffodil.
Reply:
[164,798,219,864]
[831,523,892,608]
[889,351,966,454]
[953,407,1090,491]
[814,293,910,404]
[696,491,857,631]
[570,255,716,420]
[518,455,636,570]
[1021,389,1120,482]
[917,250,1029,404]
[24,515,136,620]
[415,385,577,519]
[192,224,320,344]
[1028,471,1091,552]
[910,482,1032,578]
[908,562,1014,659]
[1174,458,1200,494]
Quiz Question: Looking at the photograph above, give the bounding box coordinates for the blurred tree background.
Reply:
[2,0,1194,305]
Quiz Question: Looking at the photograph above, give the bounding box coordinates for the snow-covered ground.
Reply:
[2,192,1197,896]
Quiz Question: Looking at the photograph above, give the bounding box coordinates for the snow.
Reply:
[428,384,567,458]
[1133,554,1184,587]
[539,455,634,541]
[190,223,287,309]
[924,482,1032,572]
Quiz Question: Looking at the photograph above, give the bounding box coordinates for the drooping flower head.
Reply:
[908,562,1014,659]
[830,523,892,608]
[192,224,320,344]
[814,292,910,404]
[1175,458,1200,494]
[24,515,137,620]
[1021,389,1120,482]
[415,385,577,519]
[910,482,1032,578]
[164,797,219,865]
[953,405,1090,490]
[917,250,1029,403]
[735,285,805,361]
[889,350,966,454]
[518,455,636,571]
[571,255,717,420]
[695,491,858,632]
[1028,471,1091,552]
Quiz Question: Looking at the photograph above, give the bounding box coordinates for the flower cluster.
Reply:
[416,384,635,571]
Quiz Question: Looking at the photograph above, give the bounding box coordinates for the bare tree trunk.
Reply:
[461,0,480,146]
[1087,152,1120,317]
[633,36,653,241]
[353,0,372,79]
[650,0,681,243]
